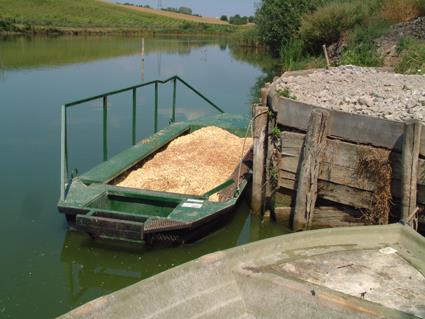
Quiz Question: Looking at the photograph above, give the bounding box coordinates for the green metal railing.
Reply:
[60,76,224,201]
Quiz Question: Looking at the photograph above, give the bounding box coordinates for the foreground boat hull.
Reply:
[59,224,425,319]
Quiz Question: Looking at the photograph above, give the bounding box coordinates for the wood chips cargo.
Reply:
[117,126,252,201]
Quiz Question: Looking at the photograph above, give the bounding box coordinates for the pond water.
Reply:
[0,36,288,318]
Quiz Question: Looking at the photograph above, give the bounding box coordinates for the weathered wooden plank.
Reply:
[275,206,364,229]
[280,168,425,206]
[280,131,425,188]
[271,95,425,157]
[279,171,373,208]
[293,110,329,231]
[280,157,374,191]
[251,105,268,214]
[280,131,425,205]
[401,121,422,220]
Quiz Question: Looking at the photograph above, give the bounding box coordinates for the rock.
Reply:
[358,97,374,107]
[273,66,425,123]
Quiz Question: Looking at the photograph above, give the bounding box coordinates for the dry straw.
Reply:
[356,147,392,225]
[116,126,252,201]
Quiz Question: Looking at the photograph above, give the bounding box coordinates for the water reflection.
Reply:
[59,200,250,306]
[229,45,281,103]
[0,36,223,70]
[0,35,282,318]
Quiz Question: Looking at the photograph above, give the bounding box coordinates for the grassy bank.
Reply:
[252,0,425,74]
[0,0,236,35]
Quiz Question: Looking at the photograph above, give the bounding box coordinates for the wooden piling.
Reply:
[401,120,422,221]
[264,84,276,213]
[141,38,145,82]
[323,45,330,69]
[261,87,268,106]
[292,110,329,231]
[251,105,269,215]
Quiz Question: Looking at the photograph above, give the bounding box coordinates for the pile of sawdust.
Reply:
[116,126,252,201]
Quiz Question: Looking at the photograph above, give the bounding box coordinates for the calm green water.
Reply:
[0,36,287,318]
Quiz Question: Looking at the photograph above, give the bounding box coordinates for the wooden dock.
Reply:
[252,72,424,232]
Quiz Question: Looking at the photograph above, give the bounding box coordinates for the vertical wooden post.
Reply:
[263,84,276,214]
[401,120,422,221]
[251,105,269,215]
[261,87,268,106]
[323,44,330,69]
[293,110,329,231]
[141,38,145,82]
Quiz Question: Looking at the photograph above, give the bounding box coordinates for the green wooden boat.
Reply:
[57,76,252,244]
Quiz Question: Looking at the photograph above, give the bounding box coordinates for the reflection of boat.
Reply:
[59,201,253,305]
[59,224,425,319]
[57,76,252,244]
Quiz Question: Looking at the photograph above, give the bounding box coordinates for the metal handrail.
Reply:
[60,76,225,201]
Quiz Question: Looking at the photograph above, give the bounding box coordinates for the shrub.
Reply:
[231,27,261,47]
[255,0,318,53]
[339,23,388,67]
[280,38,305,70]
[396,37,425,74]
[299,1,367,53]
[381,0,425,23]
[229,15,248,25]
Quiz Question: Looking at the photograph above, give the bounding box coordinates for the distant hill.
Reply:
[119,3,229,25]
[0,0,236,35]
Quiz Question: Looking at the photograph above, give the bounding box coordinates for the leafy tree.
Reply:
[255,0,317,52]
[229,14,248,25]
[220,15,228,22]
[179,6,192,15]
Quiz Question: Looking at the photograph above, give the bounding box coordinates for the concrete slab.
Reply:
[59,224,425,319]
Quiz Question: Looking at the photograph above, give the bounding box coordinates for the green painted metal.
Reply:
[203,179,235,198]
[58,76,251,243]
[60,105,68,202]
[89,194,178,218]
[103,96,108,161]
[76,214,145,241]
[132,88,136,145]
[154,82,158,133]
[60,76,225,201]
[63,76,225,112]
[172,78,177,123]
[177,77,224,113]
[79,123,190,184]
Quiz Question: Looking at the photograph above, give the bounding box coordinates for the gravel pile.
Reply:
[274,66,425,122]
[394,16,425,42]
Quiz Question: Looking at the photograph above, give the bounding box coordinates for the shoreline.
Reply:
[0,26,235,37]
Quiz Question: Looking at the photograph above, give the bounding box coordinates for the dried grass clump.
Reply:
[356,147,392,225]
[116,126,252,201]
[381,0,424,23]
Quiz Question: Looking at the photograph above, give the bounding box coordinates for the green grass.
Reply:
[299,0,369,53]
[0,36,216,70]
[0,0,236,34]
[230,26,262,48]
[339,22,389,67]
[396,36,425,74]
[251,0,424,72]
